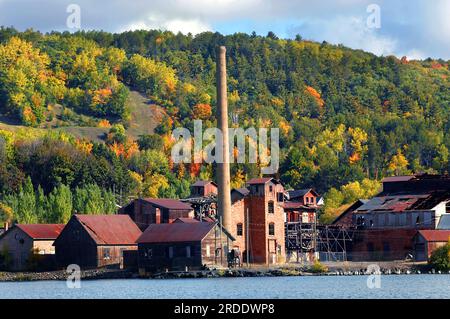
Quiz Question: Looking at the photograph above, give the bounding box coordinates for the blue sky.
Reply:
[0,0,449,60]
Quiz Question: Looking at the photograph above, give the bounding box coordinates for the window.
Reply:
[277,192,284,202]
[269,223,275,236]
[168,247,174,258]
[269,185,273,192]
[206,245,211,258]
[268,201,274,214]
[147,248,153,259]
[237,223,243,236]
[215,248,221,258]
[186,246,191,258]
[103,248,110,260]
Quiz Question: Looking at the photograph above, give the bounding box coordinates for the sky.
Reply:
[0,0,449,60]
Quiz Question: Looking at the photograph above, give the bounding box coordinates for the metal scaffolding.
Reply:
[181,195,217,221]
[285,222,355,262]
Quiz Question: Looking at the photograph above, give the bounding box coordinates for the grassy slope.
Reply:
[0,89,163,143]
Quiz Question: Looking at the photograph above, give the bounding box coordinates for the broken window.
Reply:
[103,248,110,260]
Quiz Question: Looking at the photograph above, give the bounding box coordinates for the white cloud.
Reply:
[0,0,448,59]
[291,16,397,56]
[122,14,211,35]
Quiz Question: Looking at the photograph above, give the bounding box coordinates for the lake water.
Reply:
[0,275,449,299]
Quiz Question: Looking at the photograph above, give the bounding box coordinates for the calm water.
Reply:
[0,275,449,299]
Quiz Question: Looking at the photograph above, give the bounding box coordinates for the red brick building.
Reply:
[245,178,286,264]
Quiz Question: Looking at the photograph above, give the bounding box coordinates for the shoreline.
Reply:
[1,262,448,282]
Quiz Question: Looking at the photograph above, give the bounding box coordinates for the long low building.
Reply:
[347,174,450,261]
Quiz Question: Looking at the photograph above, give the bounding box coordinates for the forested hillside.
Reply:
[0,27,449,224]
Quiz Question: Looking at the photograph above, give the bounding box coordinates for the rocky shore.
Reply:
[0,268,136,282]
[0,262,448,282]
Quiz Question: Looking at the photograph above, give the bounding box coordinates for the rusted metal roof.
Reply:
[137,222,217,243]
[382,176,415,183]
[76,215,142,245]
[356,195,430,212]
[142,198,193,210]
[192,180,218,187]
[232,187,250,196]
[417,230,450,242]
[172,218,199,224]
[247,177,282,185]
[287,189,320,199]
[16,224,65,240]
[282,202,316,210]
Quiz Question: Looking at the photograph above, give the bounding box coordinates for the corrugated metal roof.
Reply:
[192,180,217,187]
[137,222,216,243]
[247,177,274,184]
[233,187,250,196]
[142,198,193,210]
[382,176,415,183]
[418,230,450,242]
[17,224,65,240]
[282,202,316,210]
[437,215,450,230]
[173,218,200,224]
[356,195,430,212]
[76,215,142,245]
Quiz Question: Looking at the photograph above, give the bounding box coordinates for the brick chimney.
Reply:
[216,46,232,232]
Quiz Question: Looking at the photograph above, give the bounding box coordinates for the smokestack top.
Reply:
[218,46,226,54]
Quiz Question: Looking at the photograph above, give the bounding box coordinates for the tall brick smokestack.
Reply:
[216,46,232,232]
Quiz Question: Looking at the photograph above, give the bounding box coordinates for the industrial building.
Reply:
[54,215,142,269]
[119,198,194,231]
[137,222,234,273]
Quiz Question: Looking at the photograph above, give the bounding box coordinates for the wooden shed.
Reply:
[414,230,450,261]
[54,215,142,269]
[137,222,234,273]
